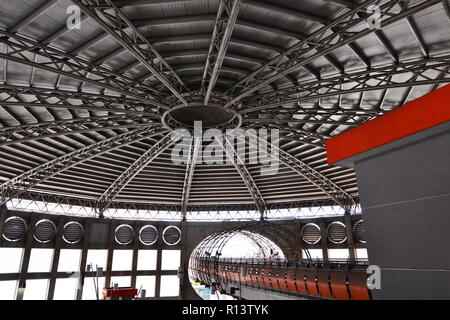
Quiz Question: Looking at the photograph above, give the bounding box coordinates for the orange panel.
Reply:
[286,269,297,293]
[278,268,288,291]
[326,84,450,164]
[270,268,280,290]
[330,271,350,300]
[305,270,319,297]
[348,272,371,300]
[257,268,266,288]
[295,269,308,295]
[317,270,333,298]
[251,268,259,286]
[263,268,272,289]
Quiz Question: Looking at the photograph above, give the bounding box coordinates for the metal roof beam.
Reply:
[246,132,356,211]
[181,137,201,219]
[73,0,189,105]
[225,0,441,107]
[95,133,175,216]
[240,55,450,113]
[0,126,166,204]
[219,135,266,219]
[0,116,158,147]
[0,30,166,107]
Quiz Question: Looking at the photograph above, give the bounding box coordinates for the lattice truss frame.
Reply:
[0,0,448,220]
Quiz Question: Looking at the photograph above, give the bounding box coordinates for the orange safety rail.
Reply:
[240,266,247,283]
[348,272,371,300]
[305,270,320,297]
[330,271,350,300]
[257,268,266,288]
[270,268,280,290]
[295,269,308,295]
[317,270,333,298]
[286,269,297,293]
[251,267,259,286]
[263,268,272,289]
[277,268,289,291]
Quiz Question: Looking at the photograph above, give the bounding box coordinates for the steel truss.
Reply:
[0,126,167,204]
[219,135,267,219]
[245,132,356,211]
[95,133,176,217]
[0,29,166,107]
[241,56,450,113]
[73,0,189,106]
[224,0,442,106]
[0,84,162,118]
[181,137,201,219]
[201,0,241,105]
[0,115,158,146]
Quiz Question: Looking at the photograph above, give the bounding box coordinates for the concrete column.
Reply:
[130,222,140,288]
[104,220,115,288]
[319,222,328,261]
[0,204,7,247]
[344,214,356,262]
[76,220,91,300]
[47,219,65,300]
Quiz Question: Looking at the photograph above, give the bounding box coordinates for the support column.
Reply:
[180,220,188,299]
[130,222,140,289]
[154,225,163,298]
[76,220,91,300]
[344,213,356,262]
[47,219,65,300]
[16,215,38,300]
[104,220,115,288]
[319,222,328,261]
[0,204,7,246]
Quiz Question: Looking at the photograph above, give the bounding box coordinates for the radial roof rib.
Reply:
[0,30,165,107]
[219,135,266,220]
[224,0,441,107]
[245,132,356,211]
[0,84,161,119]
[201,0,241,104]
[0,116,157,147]
[95,133,176,217]
[73,0,189,106]
[181,137,201,220]
[0,127,165,204]
[240,55,450,113]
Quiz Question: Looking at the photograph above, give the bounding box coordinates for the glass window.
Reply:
[0,248,23,273]
[302,249,323,260]
[328,249,350,259]
[137,250,157,271]
[86,249,108,271]
[136,276,156,298]
[356,248,368,259]
[28,249,54,273]
[82,276,105,300]
[161,250,181,270]
[23,279,48,300]
[110,276,131,288]
[0,280,17,300]
[53,278,78,300]
[58,249,81,272]
[160,275,180,297]
[112,250,133,271]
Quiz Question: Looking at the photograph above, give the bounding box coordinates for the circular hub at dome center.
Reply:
[162,104,242,131]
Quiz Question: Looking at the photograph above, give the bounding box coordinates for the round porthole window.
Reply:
[63,221,84,244]
[139,225,158,246]
[353,220,366,244]
[301,223,321,245]
[327,221,347,244]
[2,216,27,242]
[115,224,134,245]
[163,225,181,246]
[34,219,56,243]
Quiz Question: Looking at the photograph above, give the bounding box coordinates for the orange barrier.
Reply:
[270,268,281,290]
[330,271,350,300]
[286,269,297,293]
[305,270,319,296]
[317,270,333,298]
[278,268,288,291]
[295,269,308,295]
[348,272,371,300]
